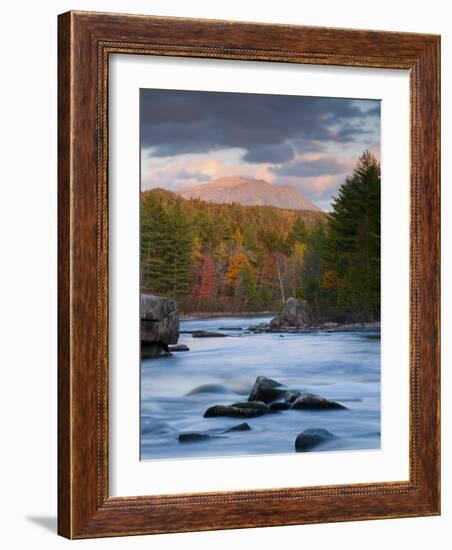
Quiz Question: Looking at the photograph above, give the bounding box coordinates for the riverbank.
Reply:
[179,311,278,321]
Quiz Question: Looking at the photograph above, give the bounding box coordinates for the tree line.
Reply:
[141,151,380,321]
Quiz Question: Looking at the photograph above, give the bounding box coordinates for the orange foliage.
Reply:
[321,270,339,289]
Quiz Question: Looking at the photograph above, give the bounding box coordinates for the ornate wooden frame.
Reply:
[58,11,440,539]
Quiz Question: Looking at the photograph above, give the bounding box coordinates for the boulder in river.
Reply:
[186,383,230,396]
[270,297,311,330]
[169,344,190,352]
[284,390,302,404]
[223,422,252,433]
[141,294,179,358]
[179,433,212,443]
[291,393,347,410]
[232,400,271,411]
[269,401,291,411]
[295,428,337,452]
[248,376,286,404]
[204,403,270,418]
[192,330,228,338]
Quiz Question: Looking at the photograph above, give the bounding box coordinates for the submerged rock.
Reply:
[232,400,270,411]
[204,404,269,418]
[291,393,347,410]
[295,429,337,452]
[218,326,242,331]
[169,344,190,352]
[223,422,252,433]
[179,433,211,443]
[248,322,270,333]
[270,297,311,330]
[248,376,286,404]
[186,383,230,396]
[192,330,228,338]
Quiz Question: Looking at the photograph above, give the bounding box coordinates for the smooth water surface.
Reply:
[141,316,380,460]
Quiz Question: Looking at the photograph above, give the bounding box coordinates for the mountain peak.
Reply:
[179,176,321,211]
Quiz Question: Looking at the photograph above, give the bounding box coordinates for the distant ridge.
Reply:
[179,176,322,211]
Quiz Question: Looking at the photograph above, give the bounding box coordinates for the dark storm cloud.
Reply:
[140,89,380,161]
[243,142,295,163]
[271,157,350,178]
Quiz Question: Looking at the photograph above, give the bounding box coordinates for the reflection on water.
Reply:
[141,316,380,460]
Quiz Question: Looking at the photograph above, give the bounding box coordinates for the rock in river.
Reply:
[141,294,179,358]
[192,330,228,338]
[179,433,211,443]
[248,376,286,404]
[269,402,291,411]
[295,429,337,452]
[270,297,311,330]
[204,402,270,418]
[169,344,190,352]
[291,393,347,410]
[186,383,230,396]
[223,422,252,433]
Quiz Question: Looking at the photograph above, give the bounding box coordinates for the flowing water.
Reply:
[141,316,380,460]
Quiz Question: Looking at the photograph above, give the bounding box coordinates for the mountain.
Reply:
[179,176,322,211]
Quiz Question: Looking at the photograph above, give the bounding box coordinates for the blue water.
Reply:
[140,316,380,460]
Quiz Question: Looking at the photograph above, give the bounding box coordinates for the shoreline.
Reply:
[179,311,278,321]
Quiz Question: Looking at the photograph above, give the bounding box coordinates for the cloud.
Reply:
[242,142,295,163]
[271,156,352,178]
[140,89,380,160]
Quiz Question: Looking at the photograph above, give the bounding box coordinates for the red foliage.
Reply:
[192,254,216,300]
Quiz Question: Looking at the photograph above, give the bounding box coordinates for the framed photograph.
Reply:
[58,11,440,539]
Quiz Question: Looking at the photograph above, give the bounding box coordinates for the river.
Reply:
[141,316,380,460]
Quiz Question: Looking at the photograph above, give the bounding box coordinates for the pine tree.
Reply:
[167,201,194,297]
[327,150,381,321]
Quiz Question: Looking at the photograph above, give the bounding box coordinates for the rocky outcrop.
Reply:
[270,297,311,330]
[141,294,179,358]
[295,429,336,452]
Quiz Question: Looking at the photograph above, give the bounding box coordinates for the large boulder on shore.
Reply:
[270,297,311,330]
[141,294,179,358]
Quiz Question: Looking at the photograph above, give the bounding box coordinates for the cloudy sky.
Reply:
[140,88,380,211]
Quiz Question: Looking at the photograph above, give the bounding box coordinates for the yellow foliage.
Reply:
[233,228,244,248]
[192,236,203,264]
[293,242,307,261]
[225,253,253,287]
